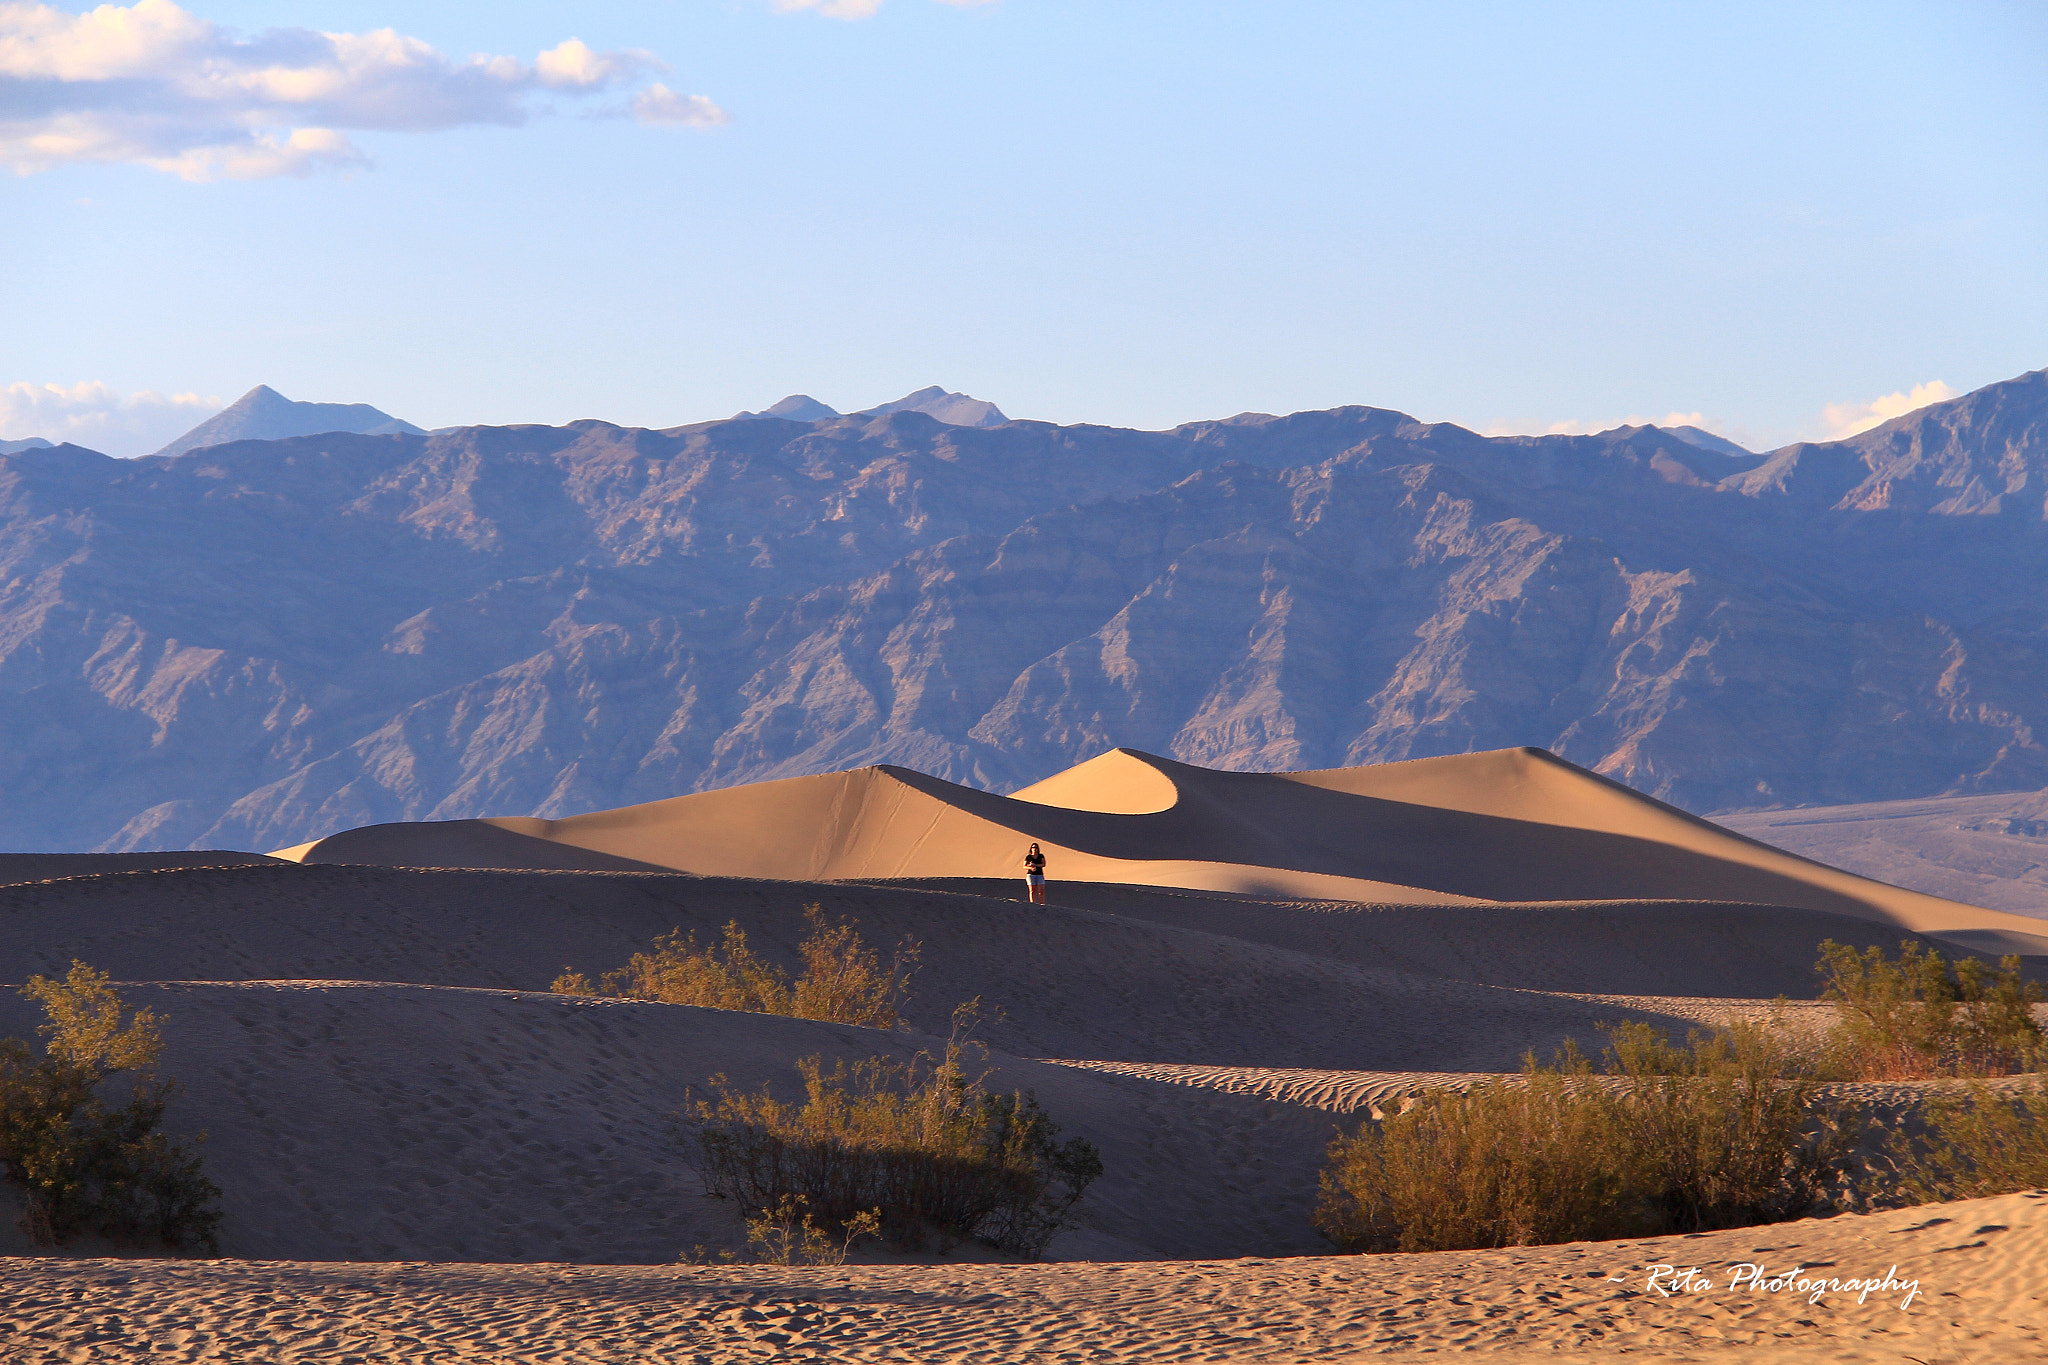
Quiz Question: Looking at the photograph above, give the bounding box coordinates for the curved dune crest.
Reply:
[1009,748,1181,814]
[271,746,2048,954]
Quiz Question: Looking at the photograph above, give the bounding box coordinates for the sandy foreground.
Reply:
[3,1191,2040,1364]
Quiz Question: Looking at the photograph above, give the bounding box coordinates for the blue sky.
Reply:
[3,0,2043,454]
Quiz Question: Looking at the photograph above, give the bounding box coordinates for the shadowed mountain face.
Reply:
[151,385,425,458]
[2,368,2046,852]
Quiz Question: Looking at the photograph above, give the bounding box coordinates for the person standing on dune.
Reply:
[1023,842,1047,904]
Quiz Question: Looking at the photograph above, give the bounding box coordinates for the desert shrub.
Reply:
[1890,1077,2048,1201]
[553,905,919,1029]
[1816,940,2046,1079]
[0,962,222,1253]
[682,1195,883,1266]
[1315,1021,1857,1253]
[1315,1064,1638,1253]
[1597,1020,1859,1233]
[684,1023,1101,1259]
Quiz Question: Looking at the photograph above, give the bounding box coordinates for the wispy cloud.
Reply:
[1482,410,1746,442]
[1820,380,1956,440]
[771,0,998,19]
[0,380,221,456]
[0,2,723,180]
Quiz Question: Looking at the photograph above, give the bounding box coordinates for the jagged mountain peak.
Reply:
[731,394,842,423]
[730,388,1008,428]
[1660,425,1754,457]
[858,386,1009,428]
[152,385,425,459]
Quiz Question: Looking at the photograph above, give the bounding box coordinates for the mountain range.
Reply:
[733,386,1009,428]
[2,367,2044,853]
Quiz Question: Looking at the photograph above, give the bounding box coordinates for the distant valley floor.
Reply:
[1717,788,2048,921]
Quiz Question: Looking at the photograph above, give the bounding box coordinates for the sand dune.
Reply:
[0,982,1346,1263]
[275,746,2048,956]
[5,1190,2040,1362]
[6,746,2046,1361]
[0,851,279,886]
[0,973,1698,1264]
[0,864,1784,1071]
[955,881,2005,997]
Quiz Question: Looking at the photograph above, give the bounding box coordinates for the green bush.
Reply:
[0,962,222,1253]
[684,1019,1101,1259]
[1315,1021,1858,1253]
[554,905,919,1028]
[1815,940,2045,1079]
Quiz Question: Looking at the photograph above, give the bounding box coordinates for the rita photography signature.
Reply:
[1619,1263,1922,1310]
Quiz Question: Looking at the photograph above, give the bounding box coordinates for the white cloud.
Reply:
[0,2,719,181]
[533,38,648,90]
[771,0,998,18]
[0,380,221,457]
[1820,380,1956,441]
[774,0,885,17]
[633,83,729,127]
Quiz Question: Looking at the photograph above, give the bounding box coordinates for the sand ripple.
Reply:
[2,1191,2039,1363]
[1040,1061,1484,1116]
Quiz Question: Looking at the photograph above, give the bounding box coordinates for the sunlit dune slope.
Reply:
[273,746,2048,956]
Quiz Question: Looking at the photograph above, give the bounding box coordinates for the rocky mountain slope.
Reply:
[2,368,2045,852]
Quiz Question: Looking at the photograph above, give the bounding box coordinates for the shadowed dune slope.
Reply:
[0,851,281,886]
[276,746,2048,956]
[0,864,1756,1069]
[0,861,1875,1264]
[269,821,674,874]
[0,983,1345,1262]
[857,878,2031,997]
